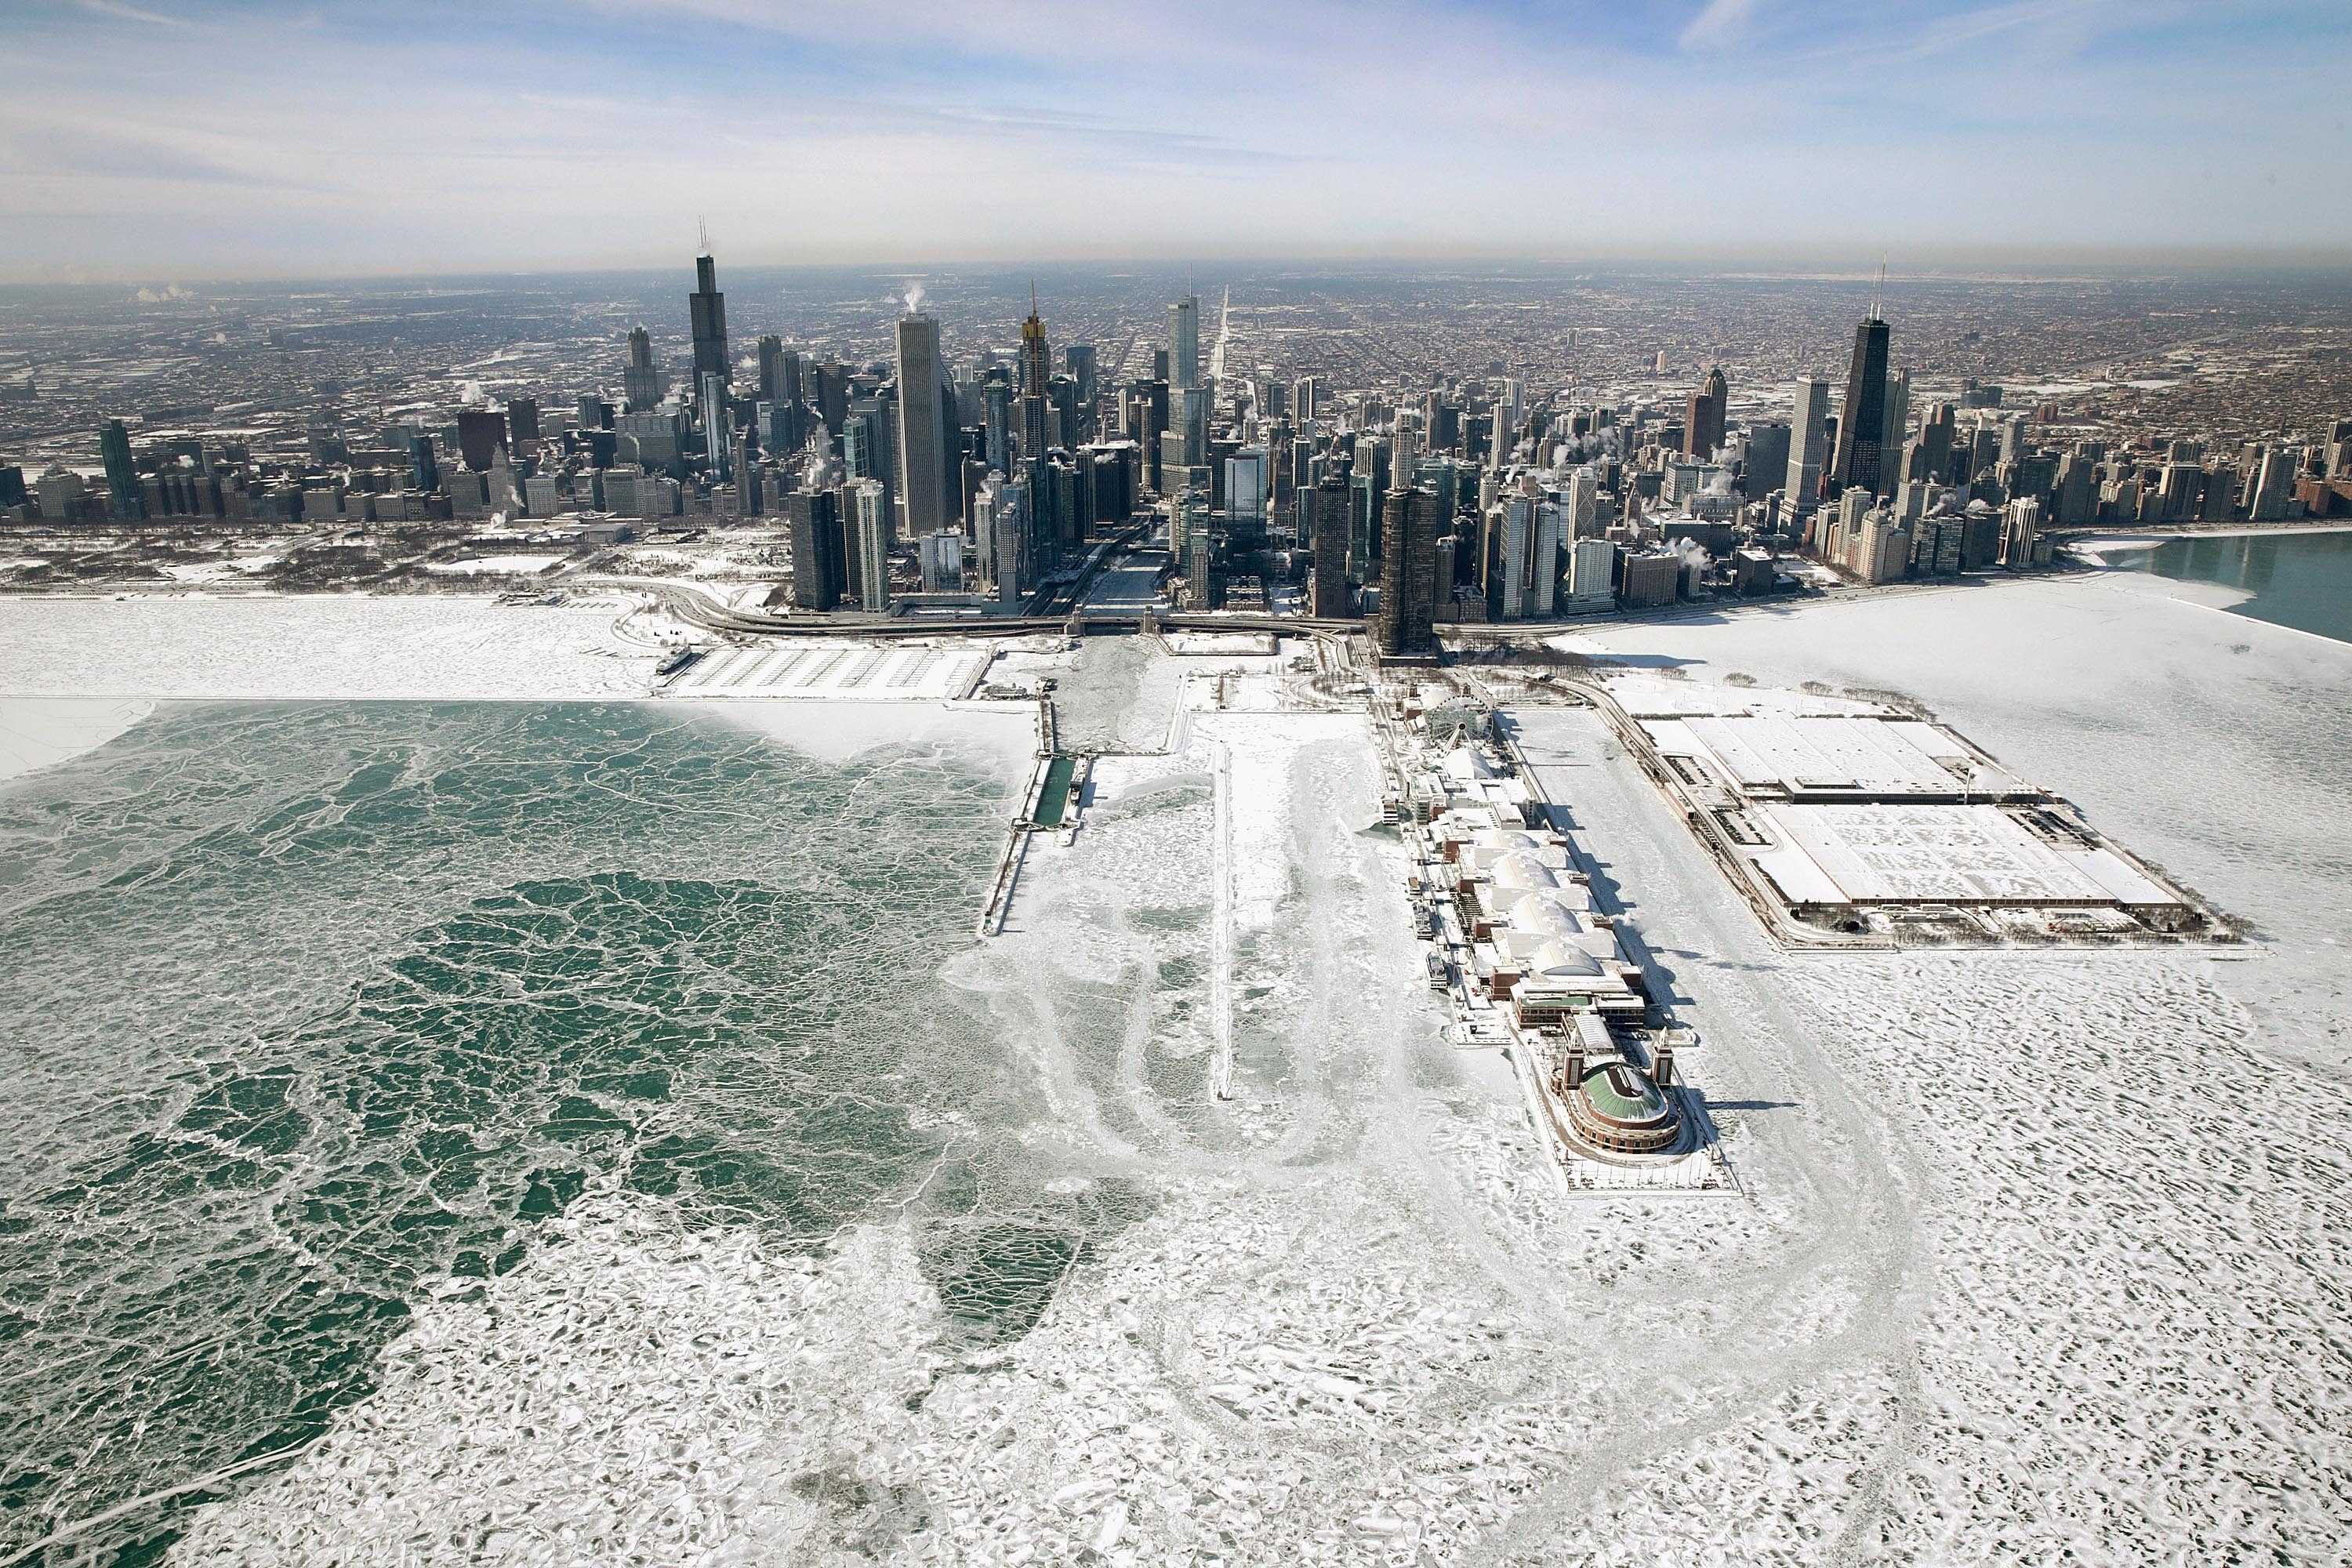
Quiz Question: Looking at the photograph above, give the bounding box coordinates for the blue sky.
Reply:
[2,0,2347,280]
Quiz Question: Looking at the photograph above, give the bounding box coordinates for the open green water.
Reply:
[2117,528,2352,644]
[0,702,1138,1564]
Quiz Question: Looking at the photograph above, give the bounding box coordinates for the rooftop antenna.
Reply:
[1030,279,1038,316]
[1871,256,1886,321]
[699,216,711,256]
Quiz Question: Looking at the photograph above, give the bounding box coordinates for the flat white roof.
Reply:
[1659,715,2027,799]
[1602,673,1889,720]
[1759,804,2118,905]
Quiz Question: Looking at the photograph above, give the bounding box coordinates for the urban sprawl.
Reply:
[6,254,2351,649]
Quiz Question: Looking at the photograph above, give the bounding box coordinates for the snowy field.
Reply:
[4,583,2345,1563]
[660,640,994,703]
[0,695,155,782]
[0,593,662,701]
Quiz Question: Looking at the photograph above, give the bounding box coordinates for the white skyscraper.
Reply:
[1566,536,1616,608]
[852,479,891,609]
[1788,376,1832,508]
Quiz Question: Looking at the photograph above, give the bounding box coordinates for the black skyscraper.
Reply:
[786,489,844,610]
[1374,486,1437,657]
[689,251,729,388]
[99,418,143,520]
[1833,305,1891,495]
[1309,474,1352,618]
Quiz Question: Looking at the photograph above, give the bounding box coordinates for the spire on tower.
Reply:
[1871,256,1886,321]
[699,217,711,255]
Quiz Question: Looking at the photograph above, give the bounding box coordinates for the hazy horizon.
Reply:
[9,249,2352,295]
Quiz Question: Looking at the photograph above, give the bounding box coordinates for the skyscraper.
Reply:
[98,418,143,520]
[1745,423,1791,504]
[1063,343,1097,408]
[700,374,731,480]
[757,336,789,403]
[1684,367,1727,460]
[786,488,844,610]
[1169,295,1200,391]
[1374,487,1437,657]
[408,434,439,493]
[456,408,508,471]
[895,314,956,539]
[1882,368,1911,468]
[623,326,662,412]
[688,250,729,388]
[983,379,1012,474]
[1788,376,1832,508]
[1019,288,1051,461]
[852,479,891,609]
[1309,474,1352,618]
[1832,302,1892,495]
[1225,446,1269,533]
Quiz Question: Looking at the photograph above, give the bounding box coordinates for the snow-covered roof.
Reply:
[1442,746,1499,782]
[1489,851,1558,890]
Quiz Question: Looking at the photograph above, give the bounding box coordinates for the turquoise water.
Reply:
[0,702,1137,1564]
[2116,528,2352,644]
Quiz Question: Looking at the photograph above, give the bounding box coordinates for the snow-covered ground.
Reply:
[0,695,155,782]
[661,640,994,703]
[0,593,662,702]
[422,554,571,576]
[713,698,1036,777]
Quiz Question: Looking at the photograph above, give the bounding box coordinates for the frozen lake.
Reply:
[0,586,2345,1564]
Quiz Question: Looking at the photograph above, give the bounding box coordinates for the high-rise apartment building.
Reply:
[786,488,844,609]
[1374,487,1437,657]
[851,479,891,609]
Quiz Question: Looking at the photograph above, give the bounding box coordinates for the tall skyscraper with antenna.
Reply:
[1019,284,1051,461]
[1831,263,1891,495]
[1169,292,1200,391]
[688,228,730,387]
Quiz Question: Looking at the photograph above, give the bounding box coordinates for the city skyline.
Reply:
[5,0,2350,283]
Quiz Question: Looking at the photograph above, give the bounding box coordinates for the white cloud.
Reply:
[1680,0,1762,51]
[70,0,185,26]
